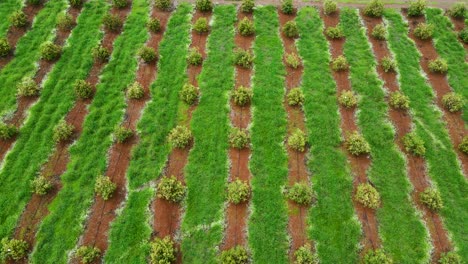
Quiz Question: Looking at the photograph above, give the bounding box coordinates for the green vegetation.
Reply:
[92,44,111,62]
[126,81,144,99]
[439,251,462,264]
[297,7,360,263]
[362,249,393,264]
[9,11,28,28]
[155,0,171,10]
[194,17,209,33]
[323,0,337,15]
[103,13,123,32]
[241,0,254,13]
[150,237,177,264]
[187,47,203,65]
[226,179,250,204]
[238,17,255,36]
[288,129,307,152]
[73,79,93,99]
[325,25,344,39]
[195,0,213,12]
[52,119,74,142]
[57,13,74,31]
[402,131,426,156]
[0,0,23,37]
[419,187,443,211]
[0,238,28,261]
[380,55,396,72]
[345,131,370,155]
[459,136,468,154]
[179,83,199,105]
[428,57,448,73]
[94,175,117,200]
[354,183,380,209]
[282,20,299,38]
[448,3,466,18]
[16,77,40,97]
[40,41,62,61]
[0,122,18,140]
[372,23,387,40]
[331,55,348,71]
[281,0,293,14]
[364,0,384,17]
[413,22,434,40]
[294,243,318,264]
[233,48,254,68]
[284,182,314,205]
[287,87,304,106]
[385,9,468,261]
[156,176,186,202]
[30,176,53,195]
[219,246,249,264]
[407,0,427,17]
[229,127,250,149]
[138,46,157,63]
[168,125,192,148]
[285,52,301,69]
[389,91,409,110]
[231,86,253,106]
[338,90,358,108]
[147,17,161,33]
[0,38,11,57]
[442,92,464,112]
[75,246,101,264]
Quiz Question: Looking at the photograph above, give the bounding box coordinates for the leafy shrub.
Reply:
[0,123,18,140]
[10,11,28,28]
[127,81,144,99]
[219,246,249,264]
[241,0,255,13]
[364,0,384,17]
[284,182,314,205]
[17,77,40,97]
[75,246,100,264]
[73,79,93,99]
[325,26,344,39]
[380,56,396,72]
[355,183,380,209]
[157,175,186,202]
[92,44,111,62]
[231,86,253,106]
[439,251,461,264]
[407,0,426,17]
[69,0,84,8]
[372,23,387,40]
[442,92,464,112]
[0,38,11,57]
[338,90,357,108]
[281,0,294,14]
[346,131,370,156]
[94,175,117,200]
[168,125,192,148]
[323,0,337,15]
[113,0,128,8]
[229,127,250,149]
[285,53,301,69]
[283,21,299,38]
[287,87,304,106]
[31,176,52,195]
[27,0,42,5]
[448,3,466,18]
[113,126,133,143]
[331,55,348,71]
[53,119,74,142]
[179,83,199,105]
[155,0,172,10]
[459,136,468,154]
[428,58,448,74]
[147,18,161,33]
[294,243,318,264]
[288,129,307,152]
[187,47,203,66]
[0,238,28,261]
[458,28,468,43]
[103,14,123,32]
[139,46,157,63]
[150,237,176,264]
[193,17,209,34]
[402,132,425,156]
[227,179,250,204]
[40,41,61,61]
[389,91,409,110]
[413,23,434,40]
[195,0,213,12]
[233,48,254,68]
[57,14,74,31]
[238,17,255,36]
[420,188,443,211]
[362,249,393,264]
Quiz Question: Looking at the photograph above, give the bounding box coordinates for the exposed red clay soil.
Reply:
[151,10,210,263]
[404,12,468,179]
[222,10,253,251]
[449,16,468,50]
[361,12,452,262]
[322,10,381,253]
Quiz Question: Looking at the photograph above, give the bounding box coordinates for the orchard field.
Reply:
[0,0,467,263]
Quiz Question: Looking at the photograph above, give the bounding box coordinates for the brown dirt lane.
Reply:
[449,15,468,51]
[222,9,253,251]
[361,12,452,262]
[321,9,381,252]
[151,10,210,264]
[404,11,468,179]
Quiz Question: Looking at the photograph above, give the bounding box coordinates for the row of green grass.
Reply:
[247,6,289,263]
[385,9,468,262]
[425,8,468,122]
[104,4,193,262]
[0,0,23,37]
[296,7,362,263]
[0,0,106,243]
[30,0,151,262]
[341,8,430,263]
[180,5,236,263]
[0,0,67,116]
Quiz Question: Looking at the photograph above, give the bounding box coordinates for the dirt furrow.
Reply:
[361,12,452,262]
[449,16,468,50]
[321,9,381,252]
[404,12,468,178]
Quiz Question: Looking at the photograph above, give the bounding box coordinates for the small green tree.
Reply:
[193,17,209,34]
[448,3,466,18]
[420,188,443,211]
[17,77,40,97]
[139,46,157,63]
[283,21,299,38]
[346,131,370,156]
[413,23,434,40]
[355,183,380,209]
[285,182,314,205]
[103,14,123,32]
[0,38,11,57]
[231,86,253,106]
[362,249,393,264]
[442,92,464,112]
[241,0,254,13]
[92,44,111,62]
[323,0,337,15]
[331,55,348,71]
[40,41,62,61]
[53,119,74,142]
[285,52,301,69]
[338,90,357,108]
[69,0,84,8]
[168,125,192,148]
[227,179,250,204]
[287,87,304,106]
[127,81,144,99]
[157,176,186,202]
[75,246,101,264]
[459,136,468,154]
[428,58,448,74]
[74,79,93,99]
[389,91,409,110]
[94,175,117,200]
[439,251,461,264]
[238,17,255,36]
[402,132,425,156]
[233,48,254,68]
[113,0,128,8]
[195,0,213,12]
[57,13,74,31]
[294,243,318,264]
[281,0,294,14]
[113,125,133,143]
[155,0,172,10]
[458,28,468,43]
[229,127,250,149]
[150,237,176,264]
[10,11,28,28]
[219,246,249,264]
[179,83,199,105]
[407,0,426,17]
[288,129,307,152]
[325,26,344,39]
[147,18,161,33]
[187,47,203,66]
[31,176,52,195]
[0,123,18,140]
[364,0,384,17]
[0,238,28,261]
[372,23,387,40]
[380,56,396,72]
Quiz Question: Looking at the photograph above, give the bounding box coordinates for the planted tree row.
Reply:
[0,0,22,37]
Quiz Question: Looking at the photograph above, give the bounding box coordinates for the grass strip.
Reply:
[425,8,468,122]
[0,0,67,116]
[30,0,151,262]
[0,0,107,241]
[0,0,23,37]
[180,5,236,263]
[247,6,288,263]
[341,8,430,263]
[385,9,468,261]
[296,7,361,263]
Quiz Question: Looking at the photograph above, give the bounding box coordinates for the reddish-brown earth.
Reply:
[322,10,381,252]
[222,10,254,251]
[404,12,468,179]
[361,12,452,262]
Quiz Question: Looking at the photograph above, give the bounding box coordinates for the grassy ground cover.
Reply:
[341,8,429,263]
[296,7,361,263]
[0,0,67,116]
[0,0,107,242]
[385,9,468,261]
[0,0,23,37]
[30,0,150,262]
[180,5,236,263]
[425,8,468,122]
[247,6,288,263]
[105,4,192,262]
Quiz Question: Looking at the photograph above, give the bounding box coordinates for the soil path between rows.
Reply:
[322,9,381,253]
[449,16,468,51]
[361,12,451,262]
